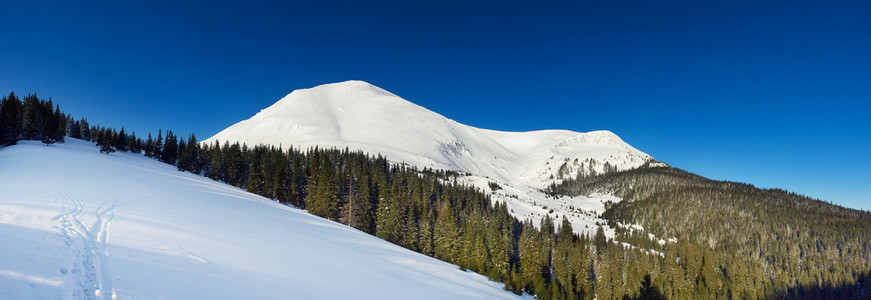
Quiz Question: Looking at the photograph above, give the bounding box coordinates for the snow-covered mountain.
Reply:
[0,139,526,299]
[206,81,664,236]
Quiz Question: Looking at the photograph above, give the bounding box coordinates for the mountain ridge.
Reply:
[205,80,664,236]
[206,80,661,185]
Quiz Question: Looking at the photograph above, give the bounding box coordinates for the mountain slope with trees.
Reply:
[548,166,871,299]
[4,91,869,299]
[204,80,664,238]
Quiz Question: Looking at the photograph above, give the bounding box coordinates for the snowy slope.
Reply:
[206,81,663,237]
[0,139,527,300]
[206,80,657,186]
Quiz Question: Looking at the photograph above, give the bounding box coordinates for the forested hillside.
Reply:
[549,166,871,299]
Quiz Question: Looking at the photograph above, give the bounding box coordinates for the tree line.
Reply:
[0,92,66,146]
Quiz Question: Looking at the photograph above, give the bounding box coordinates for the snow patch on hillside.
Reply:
[0,139,527,299]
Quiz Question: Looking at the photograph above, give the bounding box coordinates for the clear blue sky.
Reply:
[2,1,869,210]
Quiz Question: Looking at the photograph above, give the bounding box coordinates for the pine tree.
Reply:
[145,133,155,157]
[128,131,139,152]
[554,217,576,299]
[341,174,361,228]
[354,172,375,233]
[519,221,545,294]
[246,146,264,194]
[420,207,435,256]
[40,101,57,145]
[224,142,242,186]
[177,134,200,173]
[486,213,510,282]
[434,200,460,264]
[21,94,42,140]
[155,130,163,158]
[376,178,404,244]
[308,156,338,220]
[289,151,305,207]
[161,130,178,165]
[595,225,608,259]
[79,118,90,141]
[272,150,291,203]
[0,93,23,145]
[98,129,115,154]
[66,115,80,139]
[40,103,65,145]
[116,128,128,151]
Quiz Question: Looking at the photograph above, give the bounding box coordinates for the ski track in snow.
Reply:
[2,139,527,299]
[53,185,139,300]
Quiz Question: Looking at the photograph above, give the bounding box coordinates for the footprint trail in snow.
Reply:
[53,186,140,300]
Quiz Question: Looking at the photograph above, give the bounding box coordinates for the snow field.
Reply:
[0,139,527,299]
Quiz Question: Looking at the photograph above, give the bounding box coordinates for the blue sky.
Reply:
[2,0,869,210]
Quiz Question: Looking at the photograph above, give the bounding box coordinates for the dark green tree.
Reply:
[0,92,23,145]
[307,156,338,220]
[116,128,128,151]
[595,225,608,259]
[434,200,460,264]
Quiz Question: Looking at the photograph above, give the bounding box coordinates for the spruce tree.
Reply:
[116,128,128,151]
[0,92,23,145]
[79,118,90,141]
[595,225,608,259]
[420,208,435,256]
[308,156,338,220]
[289,152,305,207]
[161,130,178,165]
[246,146,264,194]
[21,94,41,140]
[518,221,544,294]
[341,174,360,228]
[433,200,459,264]
[66,116,80,139]
[97,129,115,154]
[145,133,154,157]
[155,130,163,158]
[355,171,374,233]
[52,104,65,143]
[186,134,200,173]
[376,178,403,244]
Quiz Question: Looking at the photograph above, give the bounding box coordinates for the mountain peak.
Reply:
[205,81,659,236]
[207,81,657,182]
[319,79,378,88]
[288,80,399,101]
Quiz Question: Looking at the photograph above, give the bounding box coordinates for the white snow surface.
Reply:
[206,80,662,237]
[0,139,527,300]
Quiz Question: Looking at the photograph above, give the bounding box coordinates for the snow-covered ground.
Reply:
[0,139,527,299]
[206,80,664,237]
